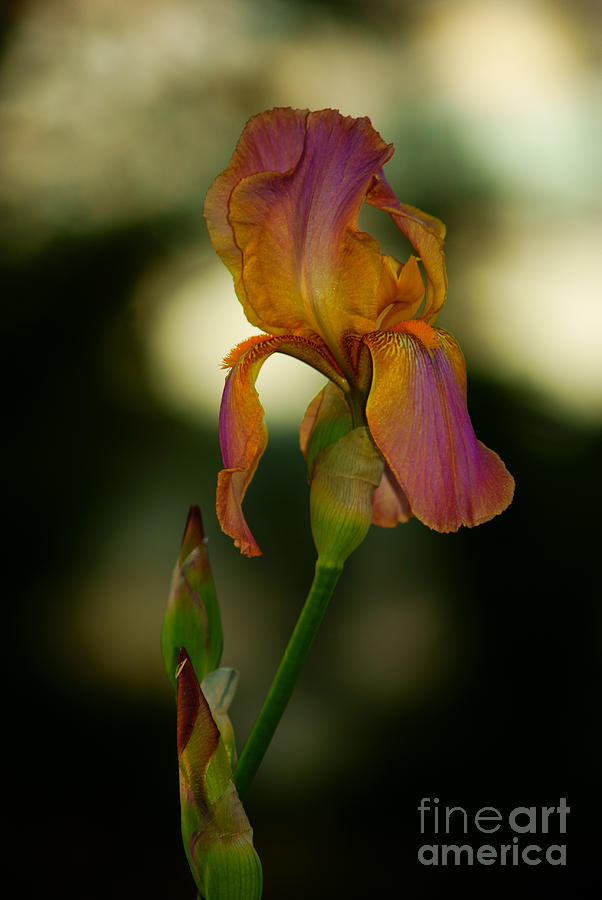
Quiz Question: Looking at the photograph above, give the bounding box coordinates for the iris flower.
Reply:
[204,108,514,557]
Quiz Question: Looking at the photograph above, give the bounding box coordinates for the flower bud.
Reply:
[310,426,384,567]
[177,650,262,899]
[161,506,223,691]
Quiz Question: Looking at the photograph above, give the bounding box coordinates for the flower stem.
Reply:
[233,561,343,800]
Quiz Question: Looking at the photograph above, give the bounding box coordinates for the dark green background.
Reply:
[4,0,599,896]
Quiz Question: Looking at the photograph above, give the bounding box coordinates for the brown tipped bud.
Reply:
[161,506,223,691]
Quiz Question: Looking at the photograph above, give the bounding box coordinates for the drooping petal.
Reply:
[364,324,514,532]
[367,173,448,325]
[218,334,345,557]
[371,465,412,527]
[227,109,394,356]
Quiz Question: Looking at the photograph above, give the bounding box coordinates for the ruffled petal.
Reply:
[372,465,412,527]
[226,109,394,357]
[218,334,345,556]
[367,173,448,324]
[203,107,308,285]
[364,324,514,532]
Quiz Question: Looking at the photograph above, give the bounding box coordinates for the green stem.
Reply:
[233,561,342,800]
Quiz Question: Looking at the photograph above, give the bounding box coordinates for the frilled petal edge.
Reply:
[218,334,345,556]
[363,324,514,532]
[228,109,394,346]
[203,107,309,285]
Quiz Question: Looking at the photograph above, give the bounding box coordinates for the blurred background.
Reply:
[3,0,600,896]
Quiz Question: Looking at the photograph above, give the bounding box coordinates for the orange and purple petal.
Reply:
[218,334,345,557]
[376,254,426,329]
[367,173,448,325]
[203,107,308,284]
[211,109,394,357]
[363,323,514,532]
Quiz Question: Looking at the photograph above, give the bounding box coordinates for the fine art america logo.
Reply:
[418,798,569,866]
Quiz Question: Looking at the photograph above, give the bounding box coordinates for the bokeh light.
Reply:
[4,1,599,897]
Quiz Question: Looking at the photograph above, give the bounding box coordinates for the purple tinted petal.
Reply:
[364,327,514,531]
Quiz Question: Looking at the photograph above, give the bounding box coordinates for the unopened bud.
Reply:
[310,427,384,567]
[177,650,262,899]
[161,506,223,691]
